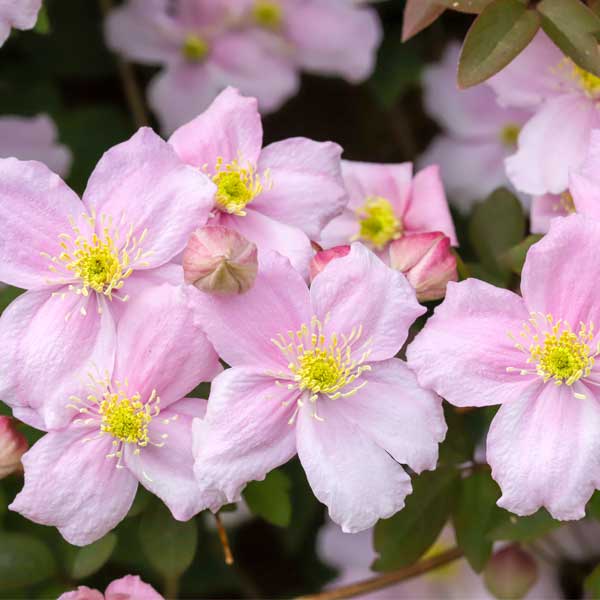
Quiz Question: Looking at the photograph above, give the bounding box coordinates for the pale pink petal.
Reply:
[189,250,311,369]
[105,575,164,600]
[83,127,215,268]
[506,94,600,195]
[341,359,446,472]
[10,428,138,546]
[407,278,538,407]
[521,214,600,326]
[0,0,41,45]
[0,291,116,429]
[488,384,600,519]
[285,0,382,82]
[169,87,263,170]
[296,399,412,533]
[310,243,424,362]
[318,209,360,248]
[59,586,104,600]
[0,157,83,289]
[193,367,297,505]
[252,138,346,239]
[403,165,458,245]
[113,284,220,410]
[570,129,600,220]
[530,194,571,234]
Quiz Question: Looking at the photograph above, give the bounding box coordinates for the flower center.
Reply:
[500,123,520,147]
[212,158,266,216]
[182,34,209,62]
[573,64,600,95]
[357,197,402,249]
[100,390,156,446]
[559,191,576,214]
[253,1,282,29]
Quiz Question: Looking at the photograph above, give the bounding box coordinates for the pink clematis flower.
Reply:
[191,243,446,532]
[0,0,42,46]
[488,31,600,196]
[169,87,347,277]
[10,284,221,546]
[408,214,600,520]
[59,574,163,600]
[0,114,71,177]
[319,160,457,256]
[0,127,215,430]
[419,42,531,213]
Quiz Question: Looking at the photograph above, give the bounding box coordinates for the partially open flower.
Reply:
[183,226,258,295]
[0,417,27,479]
[484,545,538,599]
[309,245,350,282]
[389,232,457,302]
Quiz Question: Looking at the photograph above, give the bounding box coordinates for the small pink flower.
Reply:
[0,416,27,479]
[59,574,163,600]
[389,232,457,302]
[10,285,221,546]
[183,226,258,294]
[191,243,446,532]
[0,115,71,177]
[0,127,215,431]
[309,245,350,282]
[0,0,42,46]
[419,42,531,213]
[319,160,457,255]
[169,87,347,277]
[408,215,600,520]
[489,32,600,196]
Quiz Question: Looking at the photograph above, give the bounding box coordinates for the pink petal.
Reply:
[318,209,360,249]
[310,243,424,362]
[252,137,346,239]
[0,157,83,289]
[59,586,104,600]
[10,428,138,546]
[193,367,297,505]
[407,278,538,407]
[296,398,412,533]
[105,575,164,600]
[488,384,600,519]
[0,0,41,45]
[113,284,220,410]
[83,127,215,268]
[189,250,311,369]
[570,129,600,220]
[0,290,116,429]
[169,87,263,170]
[530,194,571,234]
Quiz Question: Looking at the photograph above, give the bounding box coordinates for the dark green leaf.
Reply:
[501,234,543,275]
[243,469,292,527]
[585,564,600,598]
[0,533,56,591]
[373,467,460,571]
[0,287,23,314]
[458,0,540,88]
[34,6,51,34]
[586,491,600,520]
[402,0,445,42]
[488,509,561,541]
[65,533,117,579]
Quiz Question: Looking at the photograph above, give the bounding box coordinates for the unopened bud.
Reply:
[389,232,457,302]
[183,226,258,295]
[484,545,538,599]
[309,245,351,282]
[0,417,27,479]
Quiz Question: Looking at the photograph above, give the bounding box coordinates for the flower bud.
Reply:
[389,232,457,302]
[484,545,538,599]
[0,416,27,479]
[309,245,351,282]
[183,226,258,295]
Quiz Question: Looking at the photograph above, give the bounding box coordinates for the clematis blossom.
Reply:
[59,574,163,600]
[169,87,347,277]
[319,160,457,256]
[0,0,42,46]
[408,215,600,520]
[0,127,215,430]
[191,243,446,533]
[10,285,221,546]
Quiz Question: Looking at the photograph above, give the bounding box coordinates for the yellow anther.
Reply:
[573,64,600,95]
[500,123,520,147]
[356,196,402,249]
[213,157,266,216]
[253,1,283,29]
[182,34,209,62]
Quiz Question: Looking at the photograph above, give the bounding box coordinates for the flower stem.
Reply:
[163,574,179,599]
[214,512,235,565]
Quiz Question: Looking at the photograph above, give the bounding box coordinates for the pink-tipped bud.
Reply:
[183,226,258,295]
[484,545,538,600]
[389,232,457,302]
[0,417,27,479]
[309,245,351,282]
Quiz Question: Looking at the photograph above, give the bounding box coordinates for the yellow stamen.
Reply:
[100,390,155,446]
[356,196,402,249]
[253,1,283,29]
[573,64,600,95]
[212,157,267,216]
[500,123,520,147]
[559,191,576,214]
[182,34,209,62]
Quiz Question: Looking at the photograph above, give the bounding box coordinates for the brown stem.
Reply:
[214,512,235,565]
[296,547,463,600]
[98,0,150,128]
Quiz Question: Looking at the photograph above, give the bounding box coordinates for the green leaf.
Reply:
[243,469,292,527]
[586,491,600,520]
[0,533,56,591]
[487,509,561,541]
[0,287,23,314]
[501,234,543,275]
[139,501,198,578]
[453,470,503,572]
[585,564,600,598]
[373,467,460,571]
[65,533,117,580]
[433,0,495,13]
[458,0,540,88]
[402,0,445,42]
[34,6,51,34]
[538,0,600,77]
[468,188,526,285]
